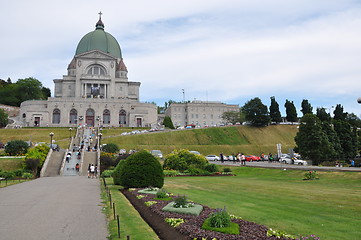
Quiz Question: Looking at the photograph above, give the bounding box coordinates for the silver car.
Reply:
[206,155,220,161]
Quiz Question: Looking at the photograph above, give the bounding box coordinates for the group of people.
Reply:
[219,153,247,165]
[88,164,98,178]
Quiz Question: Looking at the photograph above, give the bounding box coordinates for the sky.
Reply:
[1,0,361,117]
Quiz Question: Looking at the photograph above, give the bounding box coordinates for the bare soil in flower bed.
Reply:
[121,188,292,240]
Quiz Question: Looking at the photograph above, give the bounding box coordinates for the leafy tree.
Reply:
[41,87,51,98]
[241,97,270,127]
[25,158,40,177]
[5,140,29,156]
[102,143,119,153]
[333,120,357,159]
[114,150,164,188]
[295,114,332,164]
[221,111,241,125]
[316,108,331,122]
[25,144,50,166]
[163,116,175,129]
[301,99,313,116]
[0,109,8,128]
[269,96,282,123]
[333,104,347,121]
[346,113,361,128]
[284,100,298,122]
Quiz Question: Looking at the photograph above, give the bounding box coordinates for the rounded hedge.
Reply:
[113,150,164,188]
[163,149,208,172]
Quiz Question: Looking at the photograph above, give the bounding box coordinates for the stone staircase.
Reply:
[42,151,65,177]
[81,151,98,176]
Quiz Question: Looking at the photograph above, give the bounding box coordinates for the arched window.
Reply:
[69,109,77,124]
[52,109,61,124]
[103,109,110,124]
[119,110,126,126]
[86,65,106,76]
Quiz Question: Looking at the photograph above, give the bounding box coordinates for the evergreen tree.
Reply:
[0,109,8,128]
[333,120,357,159]
[269,96,282,123]
[241,97,270,127]
[163,116,175,129]
[301,99,313,116]
[284,100,298,122]
[321,121,342,159]
[333,104,346,121]
[316,108,331,122]
[295,114,332,164]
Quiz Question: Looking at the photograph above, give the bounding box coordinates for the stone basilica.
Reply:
[20,15,157,128]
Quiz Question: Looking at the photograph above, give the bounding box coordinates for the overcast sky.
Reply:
[1,0,361,116]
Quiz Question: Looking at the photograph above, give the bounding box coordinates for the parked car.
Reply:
[206,155,220,161]
[189,151,201,155]
[150,150,163,159]
[279,157,308,165]
[245,155,261,162]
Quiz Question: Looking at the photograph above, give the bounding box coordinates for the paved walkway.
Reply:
[0,176,108,240]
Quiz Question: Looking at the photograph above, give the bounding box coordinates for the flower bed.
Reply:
[121,188,296,240]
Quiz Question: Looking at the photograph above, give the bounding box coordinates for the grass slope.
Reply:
[164,167,361,240]
[102,125,299,155]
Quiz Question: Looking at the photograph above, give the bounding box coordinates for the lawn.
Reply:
[162,167,361,240]
[102,178,159,240]
[0,157,25,171]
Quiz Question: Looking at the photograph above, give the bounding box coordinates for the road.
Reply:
[0,176,108,240]
[212,160,361,172]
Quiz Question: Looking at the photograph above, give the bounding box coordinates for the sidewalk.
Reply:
[0,176,108,240]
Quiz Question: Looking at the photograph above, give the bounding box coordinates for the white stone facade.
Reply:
[165,101,239,128]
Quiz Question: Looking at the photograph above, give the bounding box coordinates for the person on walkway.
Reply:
[241,153,246,166]
[90,164,95,178]
[75,163,80,173]
[220,153,224,163]
[94,165,98,178]
[87,164,91,178]
[237,152,241,164]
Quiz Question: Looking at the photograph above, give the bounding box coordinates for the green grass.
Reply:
[102,178,159,240]
[163,167,361,240]
[102,125,299,155]
[0,179,30,188]
[0,157,25,171]
[0,127,74,149]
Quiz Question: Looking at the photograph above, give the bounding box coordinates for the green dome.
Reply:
[75,19,122,59]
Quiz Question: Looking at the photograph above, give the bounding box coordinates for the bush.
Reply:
[22,172,33,179]
[112,160,126,185]
[5,140,29,156]
[26,144,50,166]
[223,167,232,173]
[208,208,231,228]
[100,152,115,170]
[102,143,120,153]
[25,158,40,177]
[156,189,169,198]
[101,169,113,178]
[173,195,190,208]
[113,150,164,188]
[204,163,219,173]
[163,149,208,172]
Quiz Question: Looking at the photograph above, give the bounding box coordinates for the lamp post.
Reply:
[49,132,54,149]
[98,132,102,148]
[69,127,72,139]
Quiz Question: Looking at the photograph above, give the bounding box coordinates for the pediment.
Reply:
[75,50,117,60]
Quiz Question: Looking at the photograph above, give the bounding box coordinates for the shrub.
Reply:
[112,159,126,185]
[223,167,232,173]
[102,143,120,153]
[100,152,115,170]
[113,150,164,188]
[303,171,319,180]
[204,163,219,173]
[156,189,169,198]
[208,208,231,228]
[163,149,208,172]
[101,169,113,178]
[26,144,50,166]
[173,195,193,208]
[22,172,33,179]
[5,140,29,156]
[163,169,180,176]
[25,158,40,177]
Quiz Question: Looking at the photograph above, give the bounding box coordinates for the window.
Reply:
[119,110,126,126]
[69,109,77,124]
[52,109,61,124]
[103,109,110,124]
[87,65,106,76]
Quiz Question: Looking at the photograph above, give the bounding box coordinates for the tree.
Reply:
[284,100,298,122]
[316,108,331,122]
[295,114,332,164]
[5,140,29,156]
[0,109,8,128]
[333,120,357,159]
[25,144,50,166]
[16,78,45,103]
[102,143,119,153]
[269,96,282,123]
[221,111,242,125]
[333,104,346,121]
[41,87,51,98]
[163,116,175,129]
[114,150,164,188]
[346,113,361,128]
[301,99,313,116]
[25,158,40,177]
[241,97,270,127]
